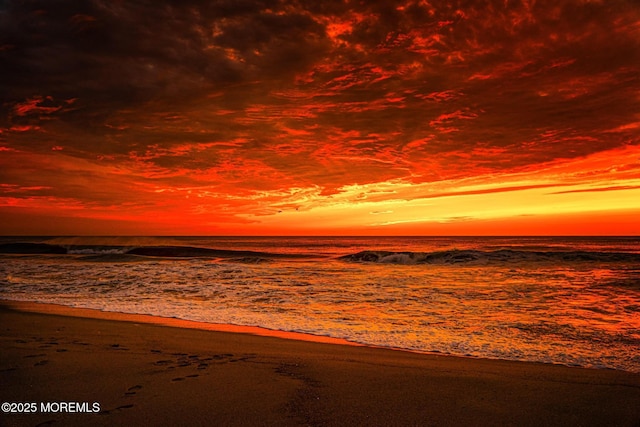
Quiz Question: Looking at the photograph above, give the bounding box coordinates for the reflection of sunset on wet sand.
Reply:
[1,1,640,235]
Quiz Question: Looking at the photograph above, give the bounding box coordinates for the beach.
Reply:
[3,236,640,373]
[1,301,639,427]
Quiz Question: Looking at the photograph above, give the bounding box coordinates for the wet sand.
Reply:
[1,300,639,426]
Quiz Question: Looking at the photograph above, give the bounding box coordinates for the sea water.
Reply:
[1,236,639,372]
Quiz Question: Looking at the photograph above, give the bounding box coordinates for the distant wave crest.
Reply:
[125,246,302,259]
[3,243,639,265]
[0,242,308,260]
[68,247,128,255]
[338,249,640,265]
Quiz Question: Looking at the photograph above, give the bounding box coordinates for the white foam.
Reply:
[2,252,639,373]
[67,248,128,255]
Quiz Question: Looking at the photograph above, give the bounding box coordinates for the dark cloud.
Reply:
[1,0,639,233]
[0,0,328,125]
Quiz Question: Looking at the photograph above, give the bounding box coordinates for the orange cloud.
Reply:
[1,0,639,235]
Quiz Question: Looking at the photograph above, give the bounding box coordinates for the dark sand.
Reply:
[1,301,639,427]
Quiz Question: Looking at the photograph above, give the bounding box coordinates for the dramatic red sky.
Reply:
[1,0,639,235]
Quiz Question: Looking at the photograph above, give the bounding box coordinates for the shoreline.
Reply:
[0,299,363,347]
[0,301,640,427]
[3,299,637,374]
[2,300,640,426]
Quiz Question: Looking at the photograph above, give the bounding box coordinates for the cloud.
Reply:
[550,185,640,195]
[1,0,639,233]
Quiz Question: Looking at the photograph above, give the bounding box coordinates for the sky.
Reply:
[1,0,639,235]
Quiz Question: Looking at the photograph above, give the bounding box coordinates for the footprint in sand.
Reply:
[208,353,235,363]
[34,360,49,366]
[117,404,134,410]
[125,385,143,396]
[172,373,201,382]
[110,344,129,351]
[101,404,134,415]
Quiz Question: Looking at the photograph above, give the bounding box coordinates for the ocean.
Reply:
[1,236,639,373]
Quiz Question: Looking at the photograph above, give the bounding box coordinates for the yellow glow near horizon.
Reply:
[241,146,640,234]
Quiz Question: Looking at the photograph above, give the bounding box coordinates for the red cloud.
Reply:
[429,109,479,132]
[13,97,61,117]
[9,125,41,132]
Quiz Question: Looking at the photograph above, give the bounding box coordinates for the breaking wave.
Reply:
[338,249,640,265]
[0,243,311,260]
[3,242,640,266]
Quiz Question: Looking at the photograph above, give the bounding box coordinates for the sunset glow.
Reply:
[1,0,639,235]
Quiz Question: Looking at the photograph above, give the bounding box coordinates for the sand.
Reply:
[1,301,639,427]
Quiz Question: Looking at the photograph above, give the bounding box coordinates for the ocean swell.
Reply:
[338,249,640,265]
[0,242,311,260]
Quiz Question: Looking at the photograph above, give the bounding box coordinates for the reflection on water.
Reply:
[1,236,639,372]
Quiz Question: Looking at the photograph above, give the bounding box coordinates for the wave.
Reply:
[3,242,639,265]
[338,249,640,265]
[0,242,313,260]
[68,247,128,255]
[0,243,129,256]
[76,254,147,263]
[125,245,310,259]
[127,246,256,257]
